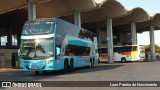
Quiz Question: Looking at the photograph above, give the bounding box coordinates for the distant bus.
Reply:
[18,18,98,75]
[98,45,144,62]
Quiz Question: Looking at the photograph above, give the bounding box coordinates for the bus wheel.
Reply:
[121,58,126,63]
[69,59,74,71]
[89,59,93,68]
[35,71,39,75]
[64,60,69,72]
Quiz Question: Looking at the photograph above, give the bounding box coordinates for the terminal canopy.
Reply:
[151,13,160,28]
[36,0,97,18]
[0,0,97,16]
[113,8,150,26]
[0,0,160,33]
[62,0,127,24]
[0,0,27,14]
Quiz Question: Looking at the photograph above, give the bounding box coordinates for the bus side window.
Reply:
[98,49,101,56]
[64,44,76,56]
[116,48,119,52]
[64,48,69,56]
[122,47,125,53]
[128,47,131,52]
[114,48,117,52]
[133,46,137,51]
[117,47,121,54]
[125,47,129,52]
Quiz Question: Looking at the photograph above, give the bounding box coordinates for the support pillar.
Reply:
[17,31,21,48]
[131,22,137,45]
[106,17,114,63]
[28,1,36,20]
[96,28,100,48]
[7,26,12,48]
[74,11,81,27]
[150,26,156,60]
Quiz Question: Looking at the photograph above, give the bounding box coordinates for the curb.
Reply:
[0,68,19,71]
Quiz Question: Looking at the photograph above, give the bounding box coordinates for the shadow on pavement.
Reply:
[0,64,123,81]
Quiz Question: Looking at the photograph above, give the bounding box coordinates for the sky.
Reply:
[117,0,160,46]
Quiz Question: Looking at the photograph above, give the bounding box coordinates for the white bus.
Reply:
[98,45,144,63]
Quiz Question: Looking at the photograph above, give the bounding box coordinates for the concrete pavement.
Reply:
[1,61,160,90]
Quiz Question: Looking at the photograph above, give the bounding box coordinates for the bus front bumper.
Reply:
[20,58,55,71]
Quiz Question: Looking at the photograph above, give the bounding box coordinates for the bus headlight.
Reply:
[45,60,53,65]
[21,62,27,66]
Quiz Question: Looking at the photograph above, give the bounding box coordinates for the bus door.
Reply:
[114,47,122,61]
[98,48,108,61]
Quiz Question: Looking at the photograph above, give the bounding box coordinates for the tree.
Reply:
[144,44,160,53]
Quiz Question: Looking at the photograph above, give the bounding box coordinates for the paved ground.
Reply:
[0,60,160,90]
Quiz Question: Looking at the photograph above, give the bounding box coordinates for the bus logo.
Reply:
[2,82,11,87]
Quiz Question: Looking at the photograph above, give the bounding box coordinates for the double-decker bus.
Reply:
[98,45,144,63]
[18,18,98,75]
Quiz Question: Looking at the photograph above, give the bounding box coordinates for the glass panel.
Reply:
[20,38,54,60]
[98,48,108,56]
[132,46,137,51]
[12,35,17,46]
[22,21,54,35]
[65,44,90,56]
[1,36,7,46]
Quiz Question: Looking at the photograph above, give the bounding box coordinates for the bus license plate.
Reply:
[32,66,38,69]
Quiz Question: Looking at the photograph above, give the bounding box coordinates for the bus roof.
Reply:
[25,18,55,23]
[98,45,139,49]
[25,18,97,36]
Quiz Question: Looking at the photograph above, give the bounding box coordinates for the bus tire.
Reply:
[69,59,74,71]
[89,59,93,68]
[35,71,39,75]
[64,59,69,72]
[121,57,126,63]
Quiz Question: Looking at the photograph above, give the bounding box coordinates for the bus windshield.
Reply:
[19,38,54,60]
[98,48,108,55]
[22,21,54,35]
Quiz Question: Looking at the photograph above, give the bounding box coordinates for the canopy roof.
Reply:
[0,0,160,32]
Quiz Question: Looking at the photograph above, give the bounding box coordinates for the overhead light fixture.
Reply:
[94,0,105,3]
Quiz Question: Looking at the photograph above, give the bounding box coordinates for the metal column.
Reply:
[28,1,36,20]
[97,28,101,48]
[131,22,137,45]
[150,26,156,60]
[7,26,12,48]
[74,11,81,27]
[107,17,114,63]
[17,31,21,48]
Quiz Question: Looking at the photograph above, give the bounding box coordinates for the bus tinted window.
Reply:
[132,46,137,51]
[65,44,90,56]
[114,47,118,52]
[98,48,108,56]
[113,46,138,53]
[22,21,54,35]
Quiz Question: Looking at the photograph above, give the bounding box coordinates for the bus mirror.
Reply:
[18,49,20,56]
[56,47,60,55]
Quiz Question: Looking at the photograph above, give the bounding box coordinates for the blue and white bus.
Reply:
[19,18,98,75]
